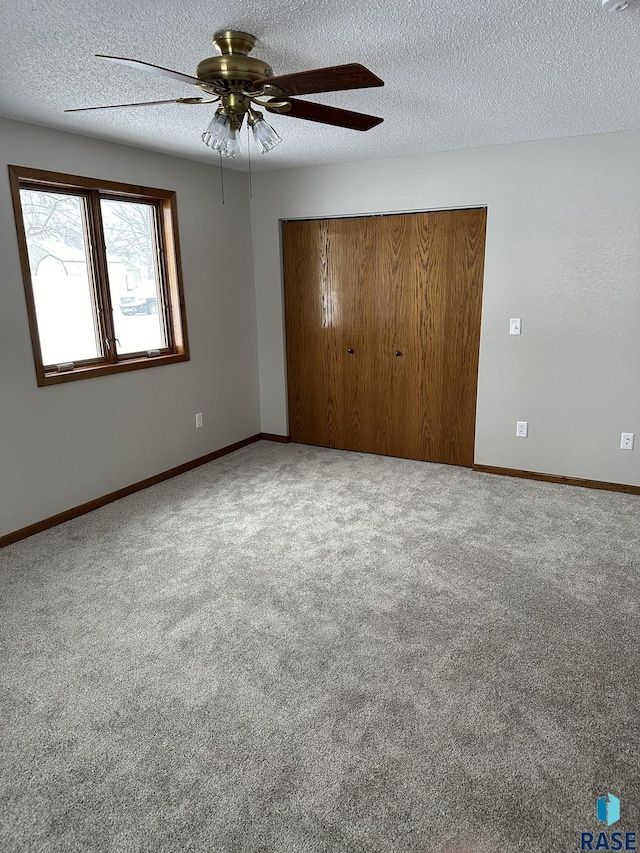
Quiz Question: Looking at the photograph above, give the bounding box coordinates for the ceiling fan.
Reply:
[66,30,385,159]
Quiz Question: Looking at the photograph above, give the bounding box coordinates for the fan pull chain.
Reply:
[219,152,225,205]
[247,122,252,199]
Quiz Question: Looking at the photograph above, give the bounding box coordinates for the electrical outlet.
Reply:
[620,432,634,450]
[195,412,203,429]
[516,421,528,437]
[510,318,522,335]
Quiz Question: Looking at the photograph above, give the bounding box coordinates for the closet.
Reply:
[282,207,487,467]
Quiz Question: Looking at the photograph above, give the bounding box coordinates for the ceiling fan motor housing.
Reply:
[196,30,273,85]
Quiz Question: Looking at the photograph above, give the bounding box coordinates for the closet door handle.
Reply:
[347,348,354,354]
[395,350,402,357]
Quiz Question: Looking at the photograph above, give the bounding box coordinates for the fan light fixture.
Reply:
[202,109,230,151]
[248,109,282,153]
[202,106,281,158]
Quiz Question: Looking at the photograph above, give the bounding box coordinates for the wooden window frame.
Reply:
[8,165,190,386]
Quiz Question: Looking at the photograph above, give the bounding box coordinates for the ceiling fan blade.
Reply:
[65,98,206,112]
[96,55,212,90]
[269,97,383,131]
[258,63,383,97]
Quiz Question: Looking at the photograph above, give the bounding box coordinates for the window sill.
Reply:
[39,351,189,386]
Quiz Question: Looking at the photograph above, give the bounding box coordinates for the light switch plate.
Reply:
[510,318,522,335]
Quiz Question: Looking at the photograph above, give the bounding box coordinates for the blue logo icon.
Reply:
[597,794,621,827]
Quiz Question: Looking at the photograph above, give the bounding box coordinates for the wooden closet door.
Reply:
[421,208,487,466]
[283,218,377,450]
[283,208,486,467]
[325,217,378,452]
[374,213,429,460]
[283,219,333,447]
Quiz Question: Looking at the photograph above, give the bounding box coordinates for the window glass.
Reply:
[100,199,167,355]
[19,189,101,365]
[10,165,189,386]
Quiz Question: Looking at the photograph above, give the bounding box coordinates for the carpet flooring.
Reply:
[1,440,639,852]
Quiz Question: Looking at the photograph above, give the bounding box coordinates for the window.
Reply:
[9,166,189,385]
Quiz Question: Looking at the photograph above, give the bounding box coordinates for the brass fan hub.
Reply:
[197,30,273,85]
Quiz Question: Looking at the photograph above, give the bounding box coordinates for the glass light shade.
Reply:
[222,128,241,159]
[202,110,230,151]
[251,116,282,153]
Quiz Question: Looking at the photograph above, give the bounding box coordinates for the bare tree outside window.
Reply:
[19,189,99,365]
[101,199,167,355]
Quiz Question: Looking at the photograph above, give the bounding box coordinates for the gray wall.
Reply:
[0,118,260,537]
[2,121,639,540]
[249,130,640,487]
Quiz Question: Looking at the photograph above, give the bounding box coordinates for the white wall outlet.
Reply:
[510,318,522,335]
[195,412,203,429]
[516,421,528,437]
[620,432,634,450]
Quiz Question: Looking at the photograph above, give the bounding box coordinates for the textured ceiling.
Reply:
[1,0,639,172]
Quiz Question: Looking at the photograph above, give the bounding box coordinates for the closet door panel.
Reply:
[325,217,378,452]
[283,219,334,446]
[374,214,429,460]
[422,208,487,466]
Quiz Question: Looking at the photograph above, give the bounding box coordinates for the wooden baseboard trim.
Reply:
[0,434,263,549]
[473,464,640,495]
[259,432,290,443]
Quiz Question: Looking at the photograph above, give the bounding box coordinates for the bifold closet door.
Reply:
[325,217,378,451]
[421,208,486,467]
[283,217,377,450]
[283,219,333,447]
[374,213,429,460]
[283,207,486,467]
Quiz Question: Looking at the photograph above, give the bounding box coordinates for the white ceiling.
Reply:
[1,0,639,172]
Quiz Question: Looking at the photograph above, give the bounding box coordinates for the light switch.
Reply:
[510,318,522,335]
